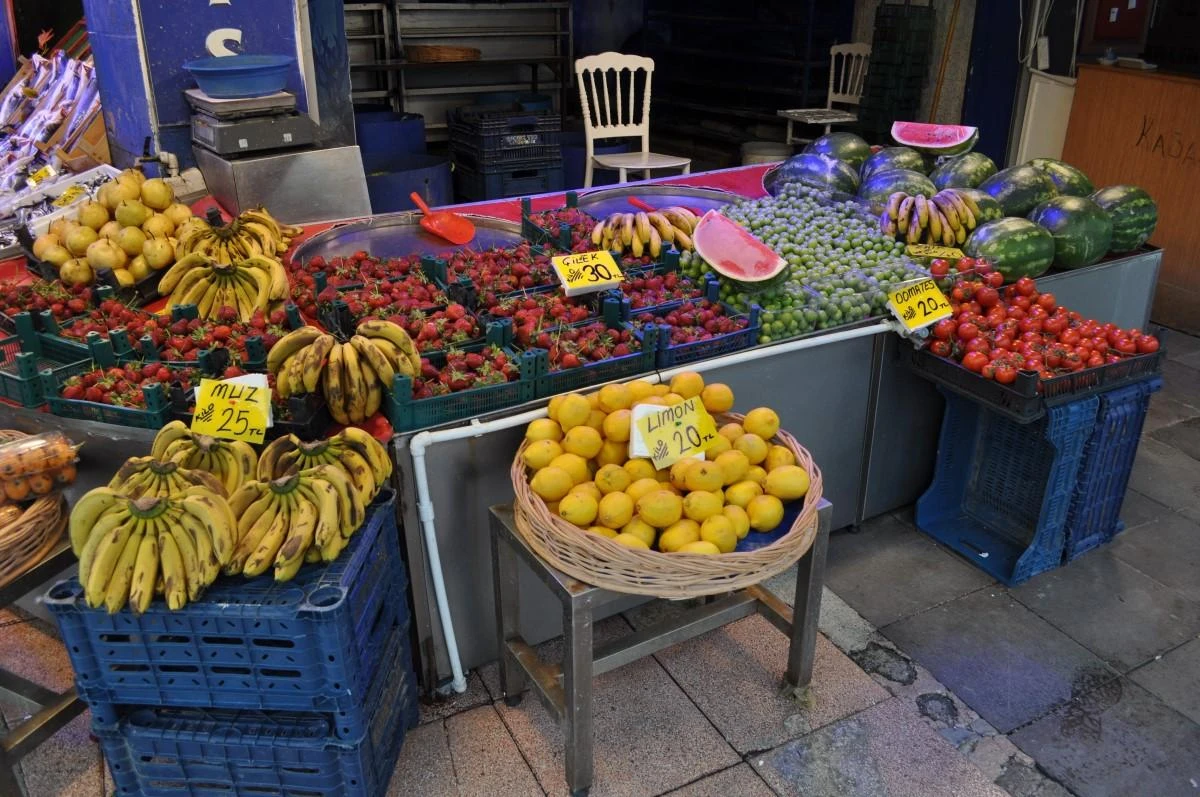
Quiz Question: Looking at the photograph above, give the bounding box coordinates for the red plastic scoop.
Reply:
[410,192,475,245]
[628,196,703,217]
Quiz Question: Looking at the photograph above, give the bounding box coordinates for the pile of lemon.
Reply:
[521,372,810,555]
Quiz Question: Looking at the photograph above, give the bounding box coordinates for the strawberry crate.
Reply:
[41,374,173,429]
[519,192,594,250]
[35,286,153,364]
[268,392,332,442]
[529,304,657,398]
[45,491,409,738]
[625,297,762,369]
[0,332,91,408]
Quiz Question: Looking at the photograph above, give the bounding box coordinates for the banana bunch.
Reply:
[257,427,391,500]
[267,321,421,426]
[589,207,698,257]
[158,253,288,321]
[880,188,982,246]
[151,421,259,495]
[69,486,235,613]
[225,467,363,580]
[177,206,302,262]
[108,456,227,499]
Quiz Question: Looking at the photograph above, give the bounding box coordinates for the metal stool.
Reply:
[489,500,832,797]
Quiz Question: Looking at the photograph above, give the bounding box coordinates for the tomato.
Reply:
[951,287,966,303]
[993,335,1014,350]
[994,365,1017,384]
[929,339,952,357]
[1087,354,1104,367]
[984,271,1004,289]
[932,319,956,340]
[957,322,980,341]
[1015,277,1037,296]
[1045,348,1063,369]
[930,259,951,277]
[965,337,991,354]
[1036,293,1057,311]
[1039,369,1057,380]
[974,259,994,276]
[1114,338,1137,355]
[975,286,1000,308]
[1012,295,1032,311]
[1063,352,1085,371]
[1136,335,1160,353]
[965,301,983,316]
[956,258,976,273]
[962,351,989,372]
[981,363,997,380]
[1024,356,1045,371]
[1107,328,1124,345]
[1059,328,1081,346]
[1106,354,1122,364]
[1018,317,1043,334]
[1042,315,1067,335]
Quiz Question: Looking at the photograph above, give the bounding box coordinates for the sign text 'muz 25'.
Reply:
[191,377,271,445]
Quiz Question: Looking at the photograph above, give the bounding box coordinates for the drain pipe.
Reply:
[409,320,899,693]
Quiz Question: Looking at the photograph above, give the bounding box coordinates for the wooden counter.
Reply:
[1062,64,1200,333]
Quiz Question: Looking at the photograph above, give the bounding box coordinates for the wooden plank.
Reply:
[1062,65,1200,333]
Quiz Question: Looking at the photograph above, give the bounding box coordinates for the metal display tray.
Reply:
[290,211,525,265]
[573,184,737,219]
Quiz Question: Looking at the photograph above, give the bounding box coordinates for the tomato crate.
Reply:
[529,315,657,399]
[45,491,410,733]
[916,388,1099,585]
[0,333,91,407]
[1062,376,1162,562]
[97,624,418,797]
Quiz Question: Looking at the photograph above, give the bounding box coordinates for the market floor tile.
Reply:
[1108,510,1200,602]
[1127,637,1200,726]
[418,670,493,726]
[446,704,544,797]
[881,588,1116,733]
[1162,358,1200,405]
[751,696,1008,797]
[15,711,112,797]
[1009,679,1200,797]
[661,763,776,797]
[1165,329,1200,363]
[1128,436,1200,516]
[1119,488,1172,531]
[1141,393,1200,434]
[824,512,995,628]
[1151,415,1200,463]
[1009,549,1200,671]
[387,720,459,796]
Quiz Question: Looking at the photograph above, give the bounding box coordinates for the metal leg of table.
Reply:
[787,502,830,687]
[490,513,526,706]
[563,599,593,797]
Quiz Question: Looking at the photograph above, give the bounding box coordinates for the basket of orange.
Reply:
[510,372,823,598]
[0,430,73,587]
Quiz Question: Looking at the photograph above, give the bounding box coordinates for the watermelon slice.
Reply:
[891,121,979,155]
[693,211,786,283]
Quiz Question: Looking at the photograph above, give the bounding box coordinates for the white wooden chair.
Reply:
[778,43,871,145]
[575,52,691,188]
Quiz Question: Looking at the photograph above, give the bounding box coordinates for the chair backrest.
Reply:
[575,52,654,153]
[827,44,871,108]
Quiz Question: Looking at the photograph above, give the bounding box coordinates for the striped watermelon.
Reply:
[860,147,927,179]
[1089,185,1158,253]
[930,152,997,190]
[960,189,1004,222]
[978,165,1058,217]
[1028,196,1112,269]
[858,168,937,206]
[803,132,872,171]
[1028,158,1094,197]
[964,218,1055,280]
[770,153,860,195]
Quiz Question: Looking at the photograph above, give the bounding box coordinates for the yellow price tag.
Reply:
[633,396,719,470]
[887,278,953,332]
[51,184,86,208]
[190,377,271,445]
[552,250,623,297]
[906,243,965,260]
[26,166,53,187]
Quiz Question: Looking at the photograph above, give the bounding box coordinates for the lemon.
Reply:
[547,394,566,422]
[550,453,591,485]
[684,461,724,493]
[700,382,734,413]
[669,458,699,491]
[623,458,657,481]
[718,422,745,442]
[743,407,780,440]
[637,490,683,528]
[677,540,721,555]
[626,477,661,503]
[713,450,750,485]
[598,491,635,528]
[557,394,592,431]
[596,440,628,467]
[700,515,737,553]
[570,481,603,502]
[765,465,810,501]
[723,505,750,539]
[598,383,633,412]
[523,439,563,471]
[658,519,700,551]
[602,409,632,442]
[651,383,671,396]
[586,391,602,409]
[663,392,686,406]
[526,418,563,442]
[530,467,573,501]
[628,380,656,401]
[586,410,608,432]
[636,396,667,407]
[655,467,673,483]
[612,532,650,550]
[563,426,603,459]
[558,493,598,527]
[747,494,785,531]
[594,464,632,494]
[621,517,658,546]
[765,445,796,471]
[734,433,768,465]
[669,371,704,399]
[588,525,618,539]
[725,480,764,508]
[682,490,723,522]
[704,435,732,459]
[746,465,768,487]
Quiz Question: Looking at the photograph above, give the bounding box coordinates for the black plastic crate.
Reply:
[448,104,561,163]
[453,159,564,202]
[451,141,563,172]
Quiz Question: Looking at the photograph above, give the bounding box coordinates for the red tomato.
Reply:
[1136,335,1160,353]
[956,258,976,273]
[1060,329,1081,346]
[975,286,1000,308]
[1007,306,1027,320]
[930,259,951,277]
[957,322,980,341]
[994,365,1017,384]
[965,337,991,354]
[1012,295,1032,311]
[1087,354,1104,367]
[1018,317,1043,334]
[1036,293,1057,311]
[1015,277,1037,296]
[1106,354,1122,364]
[981,363,997,379]
[1114,338,1137,355]
[933,319,956,340]
[974,259,994,275]
[1064,352,1085,371]
[1045,348,1063,369]
[965,301,983,316]
[962,351,989,372]
[993,336,1014,350]
[1024,356,1045,371]
[929,339,952,357]
[951,287,966,303]
[1042,316,1067,335]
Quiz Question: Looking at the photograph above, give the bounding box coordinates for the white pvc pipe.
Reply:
[409,319,898,693]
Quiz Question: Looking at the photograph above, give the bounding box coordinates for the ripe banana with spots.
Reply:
[150,422,258,496]
[879,188,978,247]
[588,206,696,256]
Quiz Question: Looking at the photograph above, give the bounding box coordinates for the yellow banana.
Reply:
[244,493,290,577]
[306,464,363,534]
[324,343,350,425]
[302,335,335,393]
[298,477,340,548]
[128,526,160,615]
[158,526,187,610]
[274,493,317,581]
[266,327,322,374]
[84,513,139,607]
[338,427,392,485]
[69,487,124,555]
[350,335,394,388]
[103,521,145,614]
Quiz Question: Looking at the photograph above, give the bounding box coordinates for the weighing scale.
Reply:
[186,89,314,157]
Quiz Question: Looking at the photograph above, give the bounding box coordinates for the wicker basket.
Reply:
[405,45,482,63]
[0,431,68,589]
[511,413,823,598]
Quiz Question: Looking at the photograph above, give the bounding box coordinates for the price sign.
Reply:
[887,278,953,332]
[631,396,719,470]
[25,166,54,187]
[51,185,87,208]
[191,375,271,444]
[906,243,965,260]
[552,250,623,297]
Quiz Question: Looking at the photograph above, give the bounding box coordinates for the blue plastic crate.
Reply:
[626,296,761,369]
[1062,377,1162,562]
[100,625,417,797]
[46,491,409,735]
[915,388,1099,585]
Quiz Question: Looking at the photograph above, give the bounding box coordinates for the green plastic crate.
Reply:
[0,335,91,408]
[388,349,542,432]
[41,373,172,429]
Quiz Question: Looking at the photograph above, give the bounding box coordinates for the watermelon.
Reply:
[964,218,1055,280]
[977,165,1058,217]
[1089,185,1158,253]
[929,152,998,190]
[1028,158,1094,197]
[860,147,927,179]
[858,168,937,206]
[891,121,979,155]
[803,132,871,171]
[1028,196,1113,269]
[764,153,859,196]
[960,189,1004,222]
[693,211,787,283]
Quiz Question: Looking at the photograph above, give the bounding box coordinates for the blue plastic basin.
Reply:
[183,54,295,99]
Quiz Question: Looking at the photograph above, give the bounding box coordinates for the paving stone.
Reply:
[446,705,543,797]
[418,670,493,726]
[1179,350,1200,371]
[1010,679,1200,797]
[1129,437,1200,515]
[387,720,459,796]
[994,757,1075,797]
[825,513,994,627]
[752,697,1007,797]
[663,763,776,797]
[1119,489,1170,531]
[1162,359,1200,409]
[1165,331,1200,363]
[1011,550,1200,671]
[1128,637,1200,725]
[882,589,1115,733]
[1109,511,1200,602]
[1151,415,1200,463]
[1142,394,1200,434]
[17,710,112,797]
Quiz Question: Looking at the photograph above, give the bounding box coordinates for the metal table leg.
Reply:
[490,512,526,706]
[787,502,831,688]
[563,599,593,797]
